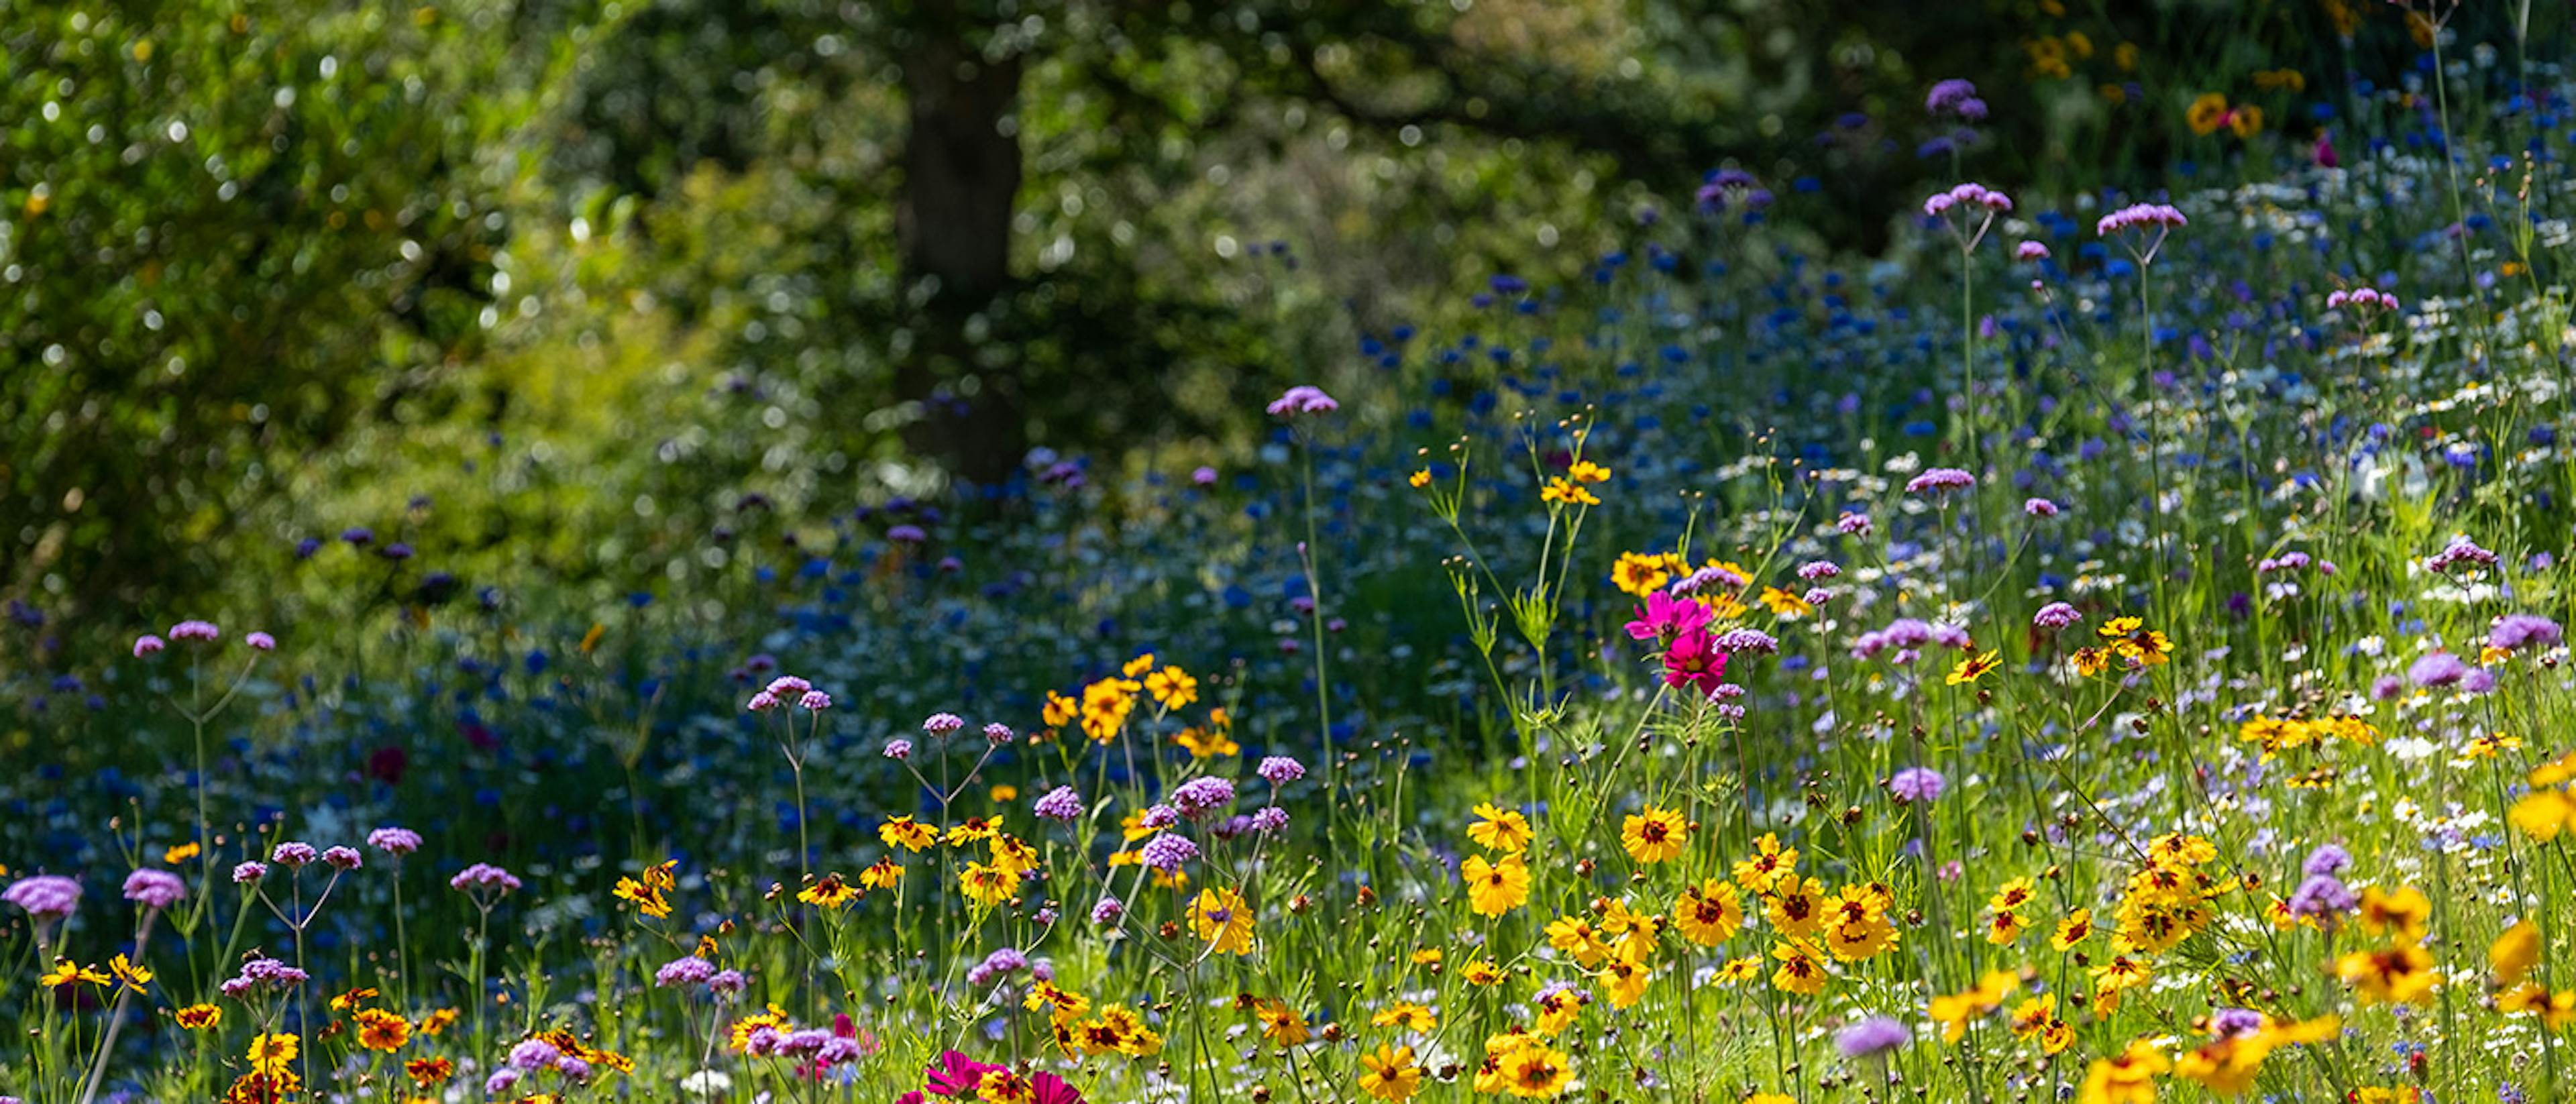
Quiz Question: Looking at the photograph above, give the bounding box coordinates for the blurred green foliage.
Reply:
[8,0,2542,620]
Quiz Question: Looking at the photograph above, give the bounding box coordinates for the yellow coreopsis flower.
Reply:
[1619,805,1688,865]
[1947,649,2002,685]
[1542,478,1600,507]
[109,953,152,992]
[1462,853,1532,916]
[1672,879,1744,946]
[1358,1044,1424,1101]
[1468,802,1534,854]
[247,1032,301,1077]
[1191,887,1254,955]
[2338,944,2438,1005]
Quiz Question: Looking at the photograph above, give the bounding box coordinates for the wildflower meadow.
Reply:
[10,1,2576,1103]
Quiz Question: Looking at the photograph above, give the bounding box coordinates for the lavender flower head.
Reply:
[2407,651,2471,688]
[883,738,914,761]
[2023,498,2059,518]
[983,722,1015,744]
[1266,385,1340,417]
[1836,512,1872,535]
[131,634,165,657]
[1090,897,1125,925]
[1251,806,1291,834]
[655,956,716,988]
[2286,873,2356,919]
[2426,535,2499,574]
[1032,785,1085,823]
[1889,767,1947,805]
[270,842,318,869]
[2302,844,2352,877]
[1258,755,1307,785]
[1138,804,1181,830]
[1904,467,1976,496]
[2033,602,2082,630]
[246,631,276,651]
[122,869,186,911]
[449,863,524,896]
[508,1039,564,1071]
[168,620,220,643]
[232,861,268,885]
[706,969,749,995]
[1172,777,1238,819]
[799,690,833,711]
[922,712,966,737]
[2210,1007,2269,1038]
[1138,832,1199,873]
[1837,1015,1913,1058]
[322,846,364,871]
[1712,628,1780,655]
[368,827,423,856]
[2016,241,2051,262]
[2489,614,2563,653]
[3,875,81,922]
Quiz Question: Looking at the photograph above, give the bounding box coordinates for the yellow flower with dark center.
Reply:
[1462,854,1531,916]
[176,1003,223,1030]
[859,857,904,891]
[1619,805,1688,865]
[1252,997,1307,1045]
[1672,879,1744,946]
[2052,909,2094,950]
[958,863,1015,908]
[1732,834,1799,893]
[1764,877,1827,938]
[1568,459,1611,484]
[1769,938,1830,995]
[1461,958,1506,986]
[2355,885,2430,941]
[354,1008,411,1052]
[1597,946,1651,1009]
[796,873,859,909]
[1192,886,1255,954]
[2229,105,2265,139]
[1144,665,1197,709]
[1757,586,1812,618]
[1611,551,1680,596]
[40,958,107,989]
[2187,93,2230,136]
[1542,478,1600,507]
[109,954,153,992]
[1468,802,1534,854]
[1358,1044,1424,1101]
[2338,944,2437,1005]
[879,816,934,852]
[1407,470,1432,489]
[945,816,1000,846]
[246,1032,300,1077]
[1370,1001,1436,1032]
[2080,1038,2168,1104]
[1947,649,2002,685]
[1493,1038,1572,1098]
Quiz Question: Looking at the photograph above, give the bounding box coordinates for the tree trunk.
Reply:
[896,34,1026,486]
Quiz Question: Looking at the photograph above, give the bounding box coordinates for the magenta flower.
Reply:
[131,634,166,657]
[1660,629,1728,696]
[246,631,276,651]
[1904,467,1976,496]
[3,875,81,922]
[168,620,219,642]
[1624,591,1711,643]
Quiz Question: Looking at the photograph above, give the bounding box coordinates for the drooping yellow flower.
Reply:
[1619,805,1688,865]
[879,816,936,852]
[1252,998,1308,1045]
[1462,853,1532,916]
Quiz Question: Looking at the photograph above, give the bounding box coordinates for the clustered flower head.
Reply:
[2326,286,2400,313]
[2426,535,2498,574]
[1138,832,1199,873]
[450,863,524,896]
[922,712,965,737]
[122,869,186,911]
[219,956,309,999]
[1266,385,1339,417]
[1256,755,1306,785]
[3,874,81,922]
[2095,202,2188,237]
[2490,613,2563,653]
[1922,182,2010,218]
[1032,785,1085,823]
[1925,78,1986,121]
[368,826,423,856]
[1890,767,1947,805]
[1904,467,1976,496]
